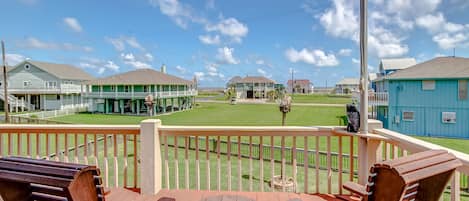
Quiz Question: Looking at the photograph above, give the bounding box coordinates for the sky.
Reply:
[1,0,469,87]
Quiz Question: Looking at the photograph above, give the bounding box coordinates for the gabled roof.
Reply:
[336,78,359,85]
[234,76,275,84]
[379,58,417,71]
[87,68,193,85]
[287,79,310,85]
[19,60,94,80]
[386,57,469,80]
[227,76,242,85]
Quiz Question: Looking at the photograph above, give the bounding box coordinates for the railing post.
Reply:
[140,119,162,195]
[451,171,461,201]
[358,120,383,185]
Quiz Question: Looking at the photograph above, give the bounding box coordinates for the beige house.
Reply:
[227,76,276,99]
[335,78,359,94]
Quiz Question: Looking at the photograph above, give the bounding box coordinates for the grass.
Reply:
[52,102,345,126]
[290,94,352,104]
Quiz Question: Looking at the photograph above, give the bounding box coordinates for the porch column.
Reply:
[136,99,140,115]
[162,99,166,113]
[27,94,31,111]
[104,99,108,114]
[140,119,162,195]
[60,94,64,110]
[131,100,135,113]
[120,99,124,115]
[359,120,384,185]
[171,98,174,112]
[153,100,157,116]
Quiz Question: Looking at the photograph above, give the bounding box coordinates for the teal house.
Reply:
[84,68,196,115]
[373,57,469,138]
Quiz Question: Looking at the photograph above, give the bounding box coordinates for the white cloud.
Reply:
[385,0,441,19]
[216,47,239,65]
[351,58,359,64]
[255,59,265,65]
[194,71,205,81]
[416,12,469,49]
[120,53,152,69]
[175,65,186,73]
[257,68,272,78]
[338,48,352,56]
[206,18,249,43]
[104,61,120,72]
[285,48,339,67]
[149,0,207,29]
[19,37,93,52]
[106,36,144,51]
[144,53,154,62]
[319,0,358,39]
[97,68,106,74]
[198,34,220,45]
[368,27,409,58]
[5,53,26,66]
[63,17,83,32]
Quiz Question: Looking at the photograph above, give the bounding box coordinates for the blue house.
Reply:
[373,57,469,139]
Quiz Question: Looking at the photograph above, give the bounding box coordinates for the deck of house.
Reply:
[0,119,468,201]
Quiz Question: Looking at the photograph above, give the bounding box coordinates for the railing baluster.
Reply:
[8,133,11,156]
[270,136,274,192]
[174,136,179,189]
[249,136,253,192]
[104,134,109,188]
[45,133,50,160]
[315,136,320,193]
[0,132,3,157]
[123,134,127,187]
[114,134,119,187]
[84,134,89,165]
[338,136,343,194]
[63,133,68,162]
[205,136,210,190]
[393,145,398,159]
[281,136,286,192]
[386,143,391,160]
[55,133,60,161]
[227,136,232,191]
[292,136,297,193]
[94,134,98,168]
[164,135,170,189]
[185,136,189,189]
[74,134,79,163]
[217,136,221,191]
[195,136,200,190]
[17,133,21,156]
[238,136,242,191]
[259,136,264,192]
[349,136,354,182]
[304,136,309,193]
[133,134,137,188]
[35,133,40,159]
[327,136,332,194]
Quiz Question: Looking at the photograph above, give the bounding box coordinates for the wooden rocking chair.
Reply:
[0,157,105,201]
[339,150,462,201]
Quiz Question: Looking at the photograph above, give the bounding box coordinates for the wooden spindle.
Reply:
[26,133,31,158]
[227,136,232,191]
[327,136,332,194]
[315,136,320,193]
[0,132,3,157]
[195,136,200,190]
[393,145,398,159]
[386,143,391,160]
[35,133,40,159]
[133,134,137,188]
[45,133,49,160]
[270,136,274,192]
[249,136,253,192]
[55,133,59,161]
[74,134,79,163]
[338,136,343,194]
[164,135,170,189]
[259,136,264,192]
[17,133,21,156]
[349,136,354,182]
[185,136,189,189]
[304,136,309,193]
[84,134,89,165]
[123,134,127,187]
[7,133,11,156]
[292,136,297,193]
[237,136,242,191]
[217,136,221,191]
[205,136,210,190]
[174,136,179,189]
[94,134,98,168]
[104,134,109,187]
[114,135,119,187]
[64,133,69,162]
[281,136,286,192]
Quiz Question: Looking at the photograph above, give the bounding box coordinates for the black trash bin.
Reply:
[346,104,360,133]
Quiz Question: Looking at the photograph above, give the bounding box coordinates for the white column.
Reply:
[140,119,162,195]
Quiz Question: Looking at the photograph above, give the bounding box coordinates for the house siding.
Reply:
[385,79,469,138]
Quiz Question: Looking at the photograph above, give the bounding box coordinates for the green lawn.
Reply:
[52,102,345,126]
[290,94,352,104]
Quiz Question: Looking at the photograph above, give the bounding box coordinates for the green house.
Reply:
[84,68,197,115]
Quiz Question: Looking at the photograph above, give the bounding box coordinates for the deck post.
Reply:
[140,119,162,195]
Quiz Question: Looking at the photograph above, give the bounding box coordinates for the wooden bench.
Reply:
[0,157,105,201]
[339,150,462,201]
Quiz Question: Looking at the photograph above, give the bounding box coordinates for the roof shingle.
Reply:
[86,68,193,85]
[386,57,469,80]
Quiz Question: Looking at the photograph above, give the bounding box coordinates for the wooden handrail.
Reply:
[0,124,140,134]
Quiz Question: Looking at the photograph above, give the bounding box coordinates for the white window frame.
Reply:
[23,81,31,87]
[422,80,435,90]
[45,81,57,89]
[402,111,415,121]
[124,85,130,92]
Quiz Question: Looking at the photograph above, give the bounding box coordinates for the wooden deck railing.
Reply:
[0,119,468,200]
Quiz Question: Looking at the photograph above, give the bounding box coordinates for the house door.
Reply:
[247,90,254,99]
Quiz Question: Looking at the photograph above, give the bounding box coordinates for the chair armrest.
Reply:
[343,181,368,196]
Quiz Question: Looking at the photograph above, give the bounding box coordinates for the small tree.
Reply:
[225,87,237,104]
[279,95,292,126]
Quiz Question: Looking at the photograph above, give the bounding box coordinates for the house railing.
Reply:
[9,86,83,94]
[0,120,468,200]
[85,90,197,99]
[352,91,388,106]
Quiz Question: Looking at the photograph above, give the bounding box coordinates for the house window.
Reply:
[124,85,130,92]
[458,80,467,100]
[110,86,115,91]
[143,86,149,92]
[45,81,57,88]
[23,81,31,87]
[63,81,73,85]
[422,80,435,90]
[402,111,414,121]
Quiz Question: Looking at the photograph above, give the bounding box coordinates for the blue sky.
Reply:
[1,0,469,87]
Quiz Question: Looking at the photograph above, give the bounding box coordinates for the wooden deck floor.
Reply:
[105,188,346,201]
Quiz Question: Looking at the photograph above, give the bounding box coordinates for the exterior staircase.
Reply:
[0,92,33,111]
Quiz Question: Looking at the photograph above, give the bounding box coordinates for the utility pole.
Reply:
[290,68,294,94]
[1,41,9,123]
